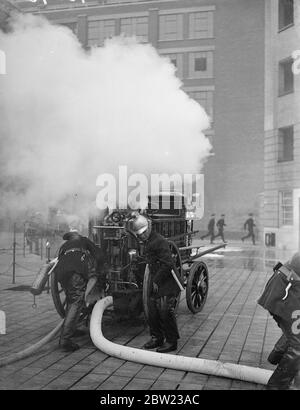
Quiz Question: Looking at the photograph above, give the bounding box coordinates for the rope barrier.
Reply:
[0,263,13,276]
[0,225,56,283]
[15,263,35,272]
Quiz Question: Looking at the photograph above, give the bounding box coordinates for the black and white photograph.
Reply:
[0,0,299,395]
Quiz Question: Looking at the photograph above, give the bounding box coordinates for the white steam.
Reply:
[0,13,211,219]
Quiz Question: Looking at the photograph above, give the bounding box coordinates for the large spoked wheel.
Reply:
[51,269,92,324]
[186,261,209,314]
[51,253,99,322]
[51,268,67,319]
[142,241,184,323]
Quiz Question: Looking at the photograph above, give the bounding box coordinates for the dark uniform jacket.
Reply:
[216,218,226,231]
[244,218,255,232]
[144,231,184,297]
[56,232,104,284]
[208,218,215,232]
[258,265,300,322]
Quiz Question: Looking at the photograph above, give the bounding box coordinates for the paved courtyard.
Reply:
[0,234,293,390]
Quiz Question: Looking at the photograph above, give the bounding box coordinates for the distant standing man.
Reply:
[214,214,226,243]
[201,214,215,244]
[241,213,256,245]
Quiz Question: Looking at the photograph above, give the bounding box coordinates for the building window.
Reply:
[189,11,213,39]
[278,58,294,96]
[278,126,294,162]
[161,53,183,78]
[279,0,294,31]
[279,191,293,226]
[120,17,148,42]
[159,14,183,41]
[188,90,213,120]
[88,20,115,47]
[188,51,213,79]
[194,57,207,72]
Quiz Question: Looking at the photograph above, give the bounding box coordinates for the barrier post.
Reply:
[12,223,16,284]
[46,241,51,294]
[23,222,26,258]
[40,238,43,260]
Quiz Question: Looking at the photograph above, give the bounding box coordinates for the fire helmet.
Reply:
[285,252,300,276]
[63,228,80,241]
[127,213,150,236]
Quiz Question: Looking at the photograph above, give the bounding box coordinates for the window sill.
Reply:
[158,38,184,42]
[188,36,215,40]
[277,158,294,163]
[158,37,215,42]
[186,75,214,80]
[278,90,294,97]
[278,23,294,33]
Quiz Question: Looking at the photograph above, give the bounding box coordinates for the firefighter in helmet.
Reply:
[127,213,184,353]
[55,227,105,352]
[258,252,300,390]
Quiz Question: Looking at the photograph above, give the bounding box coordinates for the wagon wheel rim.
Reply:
[58,288,67,309]
[58,284,67,306]
[186,261,209,313]
[191,270,206,308]
[51,269,88,323]
[50,268,68,318]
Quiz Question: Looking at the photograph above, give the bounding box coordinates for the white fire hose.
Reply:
[0,296,273,387]
[90,296,273,386]
[0,321,63,368]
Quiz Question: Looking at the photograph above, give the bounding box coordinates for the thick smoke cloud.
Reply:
[0,13,211,220]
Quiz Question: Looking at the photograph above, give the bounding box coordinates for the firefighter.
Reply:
[55,228,104,352]
[214,214,226,243]
[128,213,183,353]
[258,252,300,390]
[241,213,256,245]
[200,214,215,244]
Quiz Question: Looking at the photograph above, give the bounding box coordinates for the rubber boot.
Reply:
[266,351,298,390]
[60,301,83,347]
